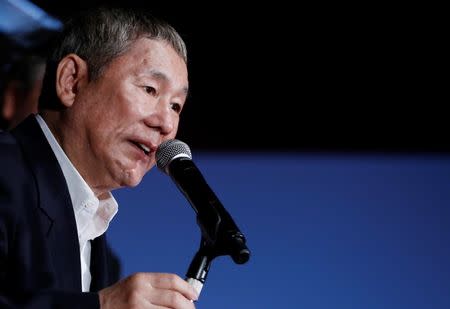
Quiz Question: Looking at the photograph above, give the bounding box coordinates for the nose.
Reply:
[145,99,176,136]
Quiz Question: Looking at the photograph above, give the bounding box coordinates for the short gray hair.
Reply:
[39,7,187,109]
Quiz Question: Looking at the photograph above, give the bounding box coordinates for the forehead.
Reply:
[108,38,188,86]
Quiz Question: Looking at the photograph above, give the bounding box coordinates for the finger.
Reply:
[130,291,180,309]
[147,288,196,309]
[148,273,198,301]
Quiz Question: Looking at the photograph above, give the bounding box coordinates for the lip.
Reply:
[128,137,158,155]
[127,142,152,163]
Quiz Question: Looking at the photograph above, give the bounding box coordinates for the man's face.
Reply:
[72,38,188,190]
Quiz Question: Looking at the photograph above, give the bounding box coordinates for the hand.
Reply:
[98,273,198,309]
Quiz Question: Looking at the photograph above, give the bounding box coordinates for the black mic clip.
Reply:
[194,193,250,264]
[185,203,250,295]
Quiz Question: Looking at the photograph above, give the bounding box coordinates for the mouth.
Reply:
[131,141,151,156]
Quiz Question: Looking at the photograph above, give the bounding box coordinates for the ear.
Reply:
[55,54,89,108]
[1,81,21,120]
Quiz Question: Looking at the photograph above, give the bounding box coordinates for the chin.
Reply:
[119,170,146,188]
[114,157,154,187]
[126,175,145,188]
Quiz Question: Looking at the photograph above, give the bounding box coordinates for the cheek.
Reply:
[172,118,181,136]
[116,89,146,118]
[94,95,139,132]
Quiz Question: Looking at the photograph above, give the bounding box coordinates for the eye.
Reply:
[144,86,156,95]
[170,102,182,114]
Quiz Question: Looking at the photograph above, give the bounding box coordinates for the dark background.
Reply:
[29,1,445,152]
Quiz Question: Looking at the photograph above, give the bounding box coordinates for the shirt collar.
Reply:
[35,114,118,241]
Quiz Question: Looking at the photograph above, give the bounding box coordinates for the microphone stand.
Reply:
[185,223,250,298]
[185,238,214,296]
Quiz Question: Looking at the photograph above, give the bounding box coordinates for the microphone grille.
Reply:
[156,139,192,173]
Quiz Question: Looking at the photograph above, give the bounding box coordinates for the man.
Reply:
[0,53,45,130]
[0,7,198,309]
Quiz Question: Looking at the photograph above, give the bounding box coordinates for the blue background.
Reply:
[108,153,450,308]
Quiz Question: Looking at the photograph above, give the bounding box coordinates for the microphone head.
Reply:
[156,139,192,174]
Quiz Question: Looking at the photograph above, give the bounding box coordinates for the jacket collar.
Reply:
[11,115,82,290]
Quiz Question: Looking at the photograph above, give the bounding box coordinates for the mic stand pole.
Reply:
[185,238,216,297]
[184,200,250,299]
[185,223,250,299]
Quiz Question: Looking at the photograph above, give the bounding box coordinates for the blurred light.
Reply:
[0,0,62,47]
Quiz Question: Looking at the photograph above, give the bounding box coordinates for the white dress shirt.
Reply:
[36,114,118,292]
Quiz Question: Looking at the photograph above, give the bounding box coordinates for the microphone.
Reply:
[156,139,250,264]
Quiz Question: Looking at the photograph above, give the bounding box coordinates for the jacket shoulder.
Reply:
[0,130,37,217]
[0,130,30,184]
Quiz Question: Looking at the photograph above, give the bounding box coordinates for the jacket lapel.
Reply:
[11,116,82,291]
[89,235,108,292]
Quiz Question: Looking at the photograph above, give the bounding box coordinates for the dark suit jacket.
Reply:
[0,116,120,308]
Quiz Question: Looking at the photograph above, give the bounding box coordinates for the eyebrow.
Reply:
[146,69,189,97]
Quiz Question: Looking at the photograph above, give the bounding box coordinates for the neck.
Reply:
[40,110,115,197]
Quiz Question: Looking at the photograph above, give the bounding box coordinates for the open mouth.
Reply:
[131,141,150,156]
